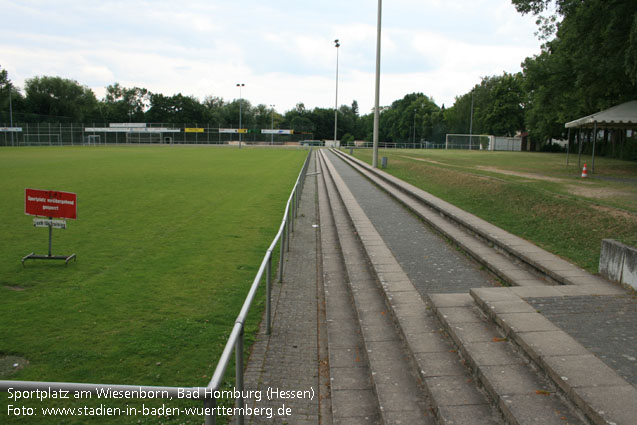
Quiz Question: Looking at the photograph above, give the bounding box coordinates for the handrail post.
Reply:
[278,221,285,282]
[204,397,216,425]
[286,206,291,252]
[291,192,295,232]
[266,254,272,334]
[236,326,245,425]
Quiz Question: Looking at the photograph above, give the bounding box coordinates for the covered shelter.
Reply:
[565,101,637,172]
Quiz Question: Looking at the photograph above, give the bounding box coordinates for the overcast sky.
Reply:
[1,0,542,114]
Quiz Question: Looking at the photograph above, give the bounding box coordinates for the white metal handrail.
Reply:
[0,148,313,425]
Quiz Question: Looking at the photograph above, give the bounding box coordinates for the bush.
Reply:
[540,142,565,153]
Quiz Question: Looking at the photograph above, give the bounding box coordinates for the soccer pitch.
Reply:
[0,146,308,424]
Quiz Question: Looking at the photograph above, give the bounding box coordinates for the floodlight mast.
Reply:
[9,88,14,146]
[334,39,340,147]
[469,88,474,150]
[237,83,245,149]
[372,0,382,168]
[270,104,275,145]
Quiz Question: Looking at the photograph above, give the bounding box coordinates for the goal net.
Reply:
[493,137,522,151]
[84,135,102,146]
[445,134,493,150]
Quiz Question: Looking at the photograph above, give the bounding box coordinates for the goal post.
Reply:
[445,134,494,150]
[84,135,102,146]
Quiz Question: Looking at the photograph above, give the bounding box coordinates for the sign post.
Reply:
[22,188,77,266]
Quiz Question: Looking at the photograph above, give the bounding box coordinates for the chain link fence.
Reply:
[0,123,313,147]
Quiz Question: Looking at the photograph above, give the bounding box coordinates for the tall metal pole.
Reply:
[9,87,15,146]
[236,83,244,149]
[469,88,474,150]
[372,0,382,168]
[334,39,340,146]
[413,108,417,144]
[270,104,275,145]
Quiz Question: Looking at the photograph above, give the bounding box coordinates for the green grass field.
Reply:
[350,149,637,273]
[0,146,308,424]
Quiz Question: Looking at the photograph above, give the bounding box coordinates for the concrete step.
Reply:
[429,293,588,425]
[320,150,502,425]
[318,151,434,424]
[316,150,381,425]
[331,149,615,290]
[469,286,637,425]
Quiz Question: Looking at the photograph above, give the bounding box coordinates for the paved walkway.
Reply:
[325,150,495,295]
[526,294,637,387]
[240,151,323,424]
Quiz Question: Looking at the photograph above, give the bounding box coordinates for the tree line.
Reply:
[1,0,636,157]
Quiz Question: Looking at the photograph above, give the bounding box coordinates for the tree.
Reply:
[102,83,150,123]
[309,107,333,139]
[514,0,637,146]
[24,76,99,122]
[203,95,227,127]
[222,99,254,129]
[0,66,12,110]
[146,93,206,124]
[482,73,525,136]
[0,65,24,124]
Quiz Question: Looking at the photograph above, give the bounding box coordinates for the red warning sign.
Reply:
[25,188,77,219]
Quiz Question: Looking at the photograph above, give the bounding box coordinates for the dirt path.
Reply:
[399,155,637,216]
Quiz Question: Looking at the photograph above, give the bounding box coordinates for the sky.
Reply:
[0,0,543,115]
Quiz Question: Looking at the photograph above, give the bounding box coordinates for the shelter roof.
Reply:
[565,101,637,129]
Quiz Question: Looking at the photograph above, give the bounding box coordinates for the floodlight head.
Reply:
[334,39,340,48]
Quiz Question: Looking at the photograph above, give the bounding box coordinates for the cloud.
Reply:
[0,0,542,114]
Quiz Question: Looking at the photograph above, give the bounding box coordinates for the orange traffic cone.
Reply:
[581,163,588,178]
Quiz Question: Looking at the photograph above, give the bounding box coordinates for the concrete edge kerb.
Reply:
[469,287,637,425]
[331,149,615,289]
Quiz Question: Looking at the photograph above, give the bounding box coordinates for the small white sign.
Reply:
[0,127,22,132]
[33,218,67,229]
[110,123,147,128]
[261,129,294,135]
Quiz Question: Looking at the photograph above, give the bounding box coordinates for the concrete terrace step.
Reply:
[429,293,587,425]
[331,149,614,289]
[320,150,502,425]
[316,150,381,424]
[318,150,433,424]
[469,286,637,425]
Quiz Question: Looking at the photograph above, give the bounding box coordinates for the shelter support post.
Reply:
[577,129,583,170]
[566,128,571,166]
[592,122,597,173]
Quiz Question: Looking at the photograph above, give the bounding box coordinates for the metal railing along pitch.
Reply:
[0,148,313,425]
